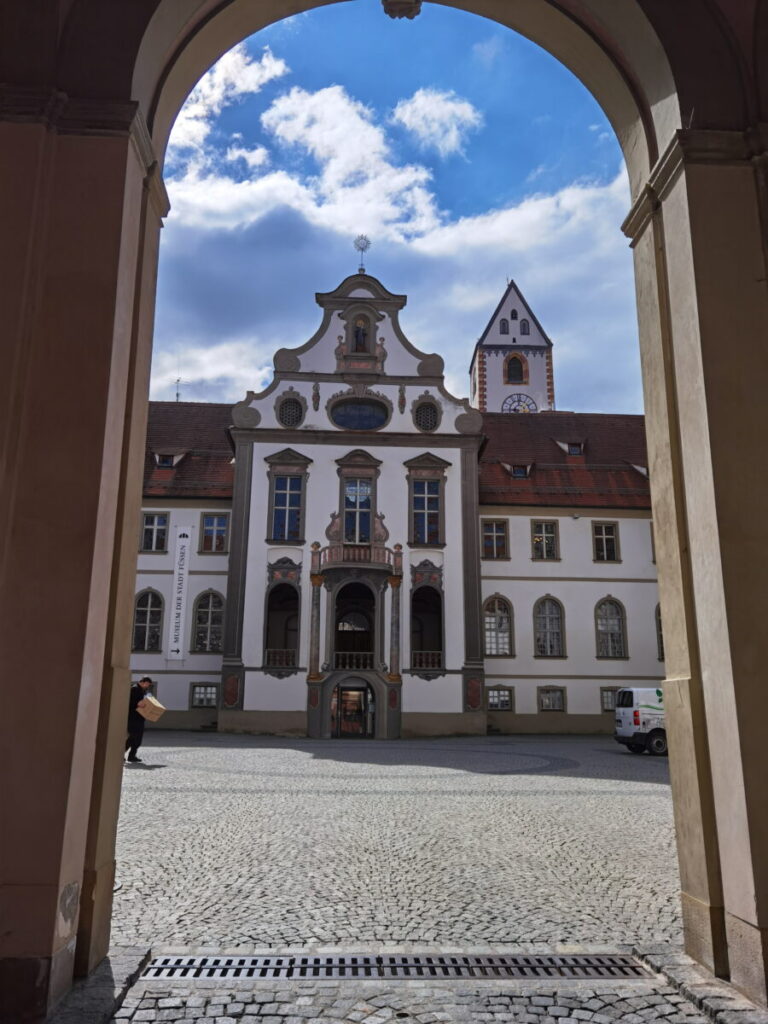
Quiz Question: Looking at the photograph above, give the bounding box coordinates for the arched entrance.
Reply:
[330,680,376,738]
[3,2,768,1016]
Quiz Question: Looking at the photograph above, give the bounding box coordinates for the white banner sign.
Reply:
[167,525,193,660]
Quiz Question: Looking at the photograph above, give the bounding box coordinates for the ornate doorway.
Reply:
[330,682,376,738]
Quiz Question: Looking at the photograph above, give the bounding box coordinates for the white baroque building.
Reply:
[131,273,663,738]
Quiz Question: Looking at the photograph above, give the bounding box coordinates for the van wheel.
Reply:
[647,730,668,756]
[627,743,646,754]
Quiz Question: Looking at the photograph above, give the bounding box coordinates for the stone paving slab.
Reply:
[103,973,735,1024]
[113,735,681,950]
[47,946,151,1024]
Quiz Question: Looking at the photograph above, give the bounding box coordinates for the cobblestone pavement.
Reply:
[113,734,681,950]
[111,976,716,1024]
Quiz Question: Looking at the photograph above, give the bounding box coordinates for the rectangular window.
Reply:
[532,520,558,560]
[487,687,514,711]
[190,683,218,708]
[511,465,528,478]
[344,478,372,543]
[412,479,441,545]
[141,512,168,552]
[593,522,619,562]
[539,687,566,711]
[601,687,618,712]
[272,476,303,541]
[201,513,229,552]
[482,520,508,559]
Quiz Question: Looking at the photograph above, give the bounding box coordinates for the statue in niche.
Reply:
[353,318,369,352]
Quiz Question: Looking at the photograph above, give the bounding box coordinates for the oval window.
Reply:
[330,399,389,430]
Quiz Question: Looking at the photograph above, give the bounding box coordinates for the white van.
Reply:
[614,687,667,755]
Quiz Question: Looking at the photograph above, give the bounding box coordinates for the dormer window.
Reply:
[511,465,528,478]
[567,442,583,456]
[156,453,175,468]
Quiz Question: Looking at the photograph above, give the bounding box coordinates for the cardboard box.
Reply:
[137,694,166,722]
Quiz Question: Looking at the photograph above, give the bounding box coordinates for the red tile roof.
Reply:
[143,403,650,509]
[144,402,234,499]
[480,411,650,509]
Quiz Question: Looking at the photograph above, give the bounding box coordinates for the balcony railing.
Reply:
[312,542,403,574]
[411,651,443,670]
[334,652,374,670]
[265,648,297,668]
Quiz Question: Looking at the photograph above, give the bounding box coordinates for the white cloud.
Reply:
[156,49,639,413]
[226,144,271,170]
[471,36,505,69]
[150,340,274,402]
[167,44,289,164]
[168,84,442,241]
[391,88,483,157]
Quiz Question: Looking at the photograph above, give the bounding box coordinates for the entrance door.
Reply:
[331,684,375,738]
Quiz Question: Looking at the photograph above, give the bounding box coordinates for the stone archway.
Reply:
[2,2,768,1018]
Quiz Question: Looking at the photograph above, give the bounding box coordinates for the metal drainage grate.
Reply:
[143,954,649,981]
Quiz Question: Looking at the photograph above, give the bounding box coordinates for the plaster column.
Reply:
[220,432,255,713]
[308,545,324,681]
[626,129,768,1004]
[0,97,159,1021]
[387,575,402,682]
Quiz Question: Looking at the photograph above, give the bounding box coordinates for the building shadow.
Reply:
[139,730,671,785]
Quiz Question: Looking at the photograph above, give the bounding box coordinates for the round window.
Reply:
[330,398,389,430]
[278,397,304,427]
[414,402,439,432]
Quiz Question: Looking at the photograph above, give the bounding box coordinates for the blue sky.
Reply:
[152,0,641,412]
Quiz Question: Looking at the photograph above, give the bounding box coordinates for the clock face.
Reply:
[502,393,538,413]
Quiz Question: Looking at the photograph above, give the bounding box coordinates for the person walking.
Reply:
[126,676,153,763]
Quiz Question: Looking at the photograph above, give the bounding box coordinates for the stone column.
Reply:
[308,544,324,681]
[0,95,160,1019]
[76,162,169,979]
[387,575,402,682]
[625,129,768,1004]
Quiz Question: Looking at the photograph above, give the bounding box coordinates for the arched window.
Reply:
[500,318,509,335]
[132,590,163,652]
[534,597,564,657]
[520,318,530,335]
[506,356,524,384]
[656,604,665,661]
[192,591,224,652]
[596,598,627,658]
[265,583,300,669]
[511,309,518,321]
[411,586,443,670]
[483,596,513,656]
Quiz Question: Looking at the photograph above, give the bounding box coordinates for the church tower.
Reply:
[469,280,555,413]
